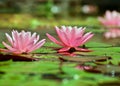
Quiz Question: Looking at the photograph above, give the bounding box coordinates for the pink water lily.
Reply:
[98,10,120,27]
[46,26,94,53]
[1,30,46,54]
[98,11,120,39]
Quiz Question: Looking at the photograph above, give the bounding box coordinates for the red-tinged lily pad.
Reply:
[59,55,111,62]
[76,63,120,77]
[0,54,40,61]
[76,64,101,73]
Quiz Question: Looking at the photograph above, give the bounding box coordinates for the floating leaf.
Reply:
[59,55,111,62]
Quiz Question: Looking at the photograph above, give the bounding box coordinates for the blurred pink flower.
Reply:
[98,11,120,39]
[2,30,46,54]
[98,10,120,27]
[46,26,94,53]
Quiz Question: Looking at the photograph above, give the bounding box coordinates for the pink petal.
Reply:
[27,39,46,53]
[76,27,85,40]
[2,42,15,51]
[5,33,14,46]
[112,11,118,18]
[72,27,86,46]
[20,31,34,51]
[31,32,37,40]
[68,27,82,46]
[66,26,77,46]
[22,32,32,48]
[26,32,39,45]
[58,47,70,52]
[76,27,85,37]
[12,30,28,52]
[12,30,20,49]
[18,33,25,51]
[0,48,22,54]
[81,32,94,44]
[62,30,71,46]
[70,26,76,44]
[62,26,71,39]
[76,32,94,46]
[61,26,67,32]
[63,26,77,46]
[36,35,40,43]
[15,31,23,51]
[74,32,93,47]
[106,11,112,20]
[20,31,26,50]
[0,48,11,53]
[65,26,72,33]
[75,47,92,52]
[46,33,64,46]
[55,26,69,46]
[33,35,40,45]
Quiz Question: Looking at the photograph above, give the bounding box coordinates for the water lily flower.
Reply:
[98,10,120,27]
[1,30,46,54]
[46,26,94,53]
[98,11,120,39]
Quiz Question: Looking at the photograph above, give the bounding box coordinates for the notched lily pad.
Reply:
[0,54,40,61]
[59,55,111,62]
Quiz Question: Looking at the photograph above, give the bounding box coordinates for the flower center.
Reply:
[68,47,76,53]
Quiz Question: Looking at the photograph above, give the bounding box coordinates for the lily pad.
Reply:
[59,55,111,62]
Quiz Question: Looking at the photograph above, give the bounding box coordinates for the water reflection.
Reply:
[76,63,120,78]
[92,33,120,45]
